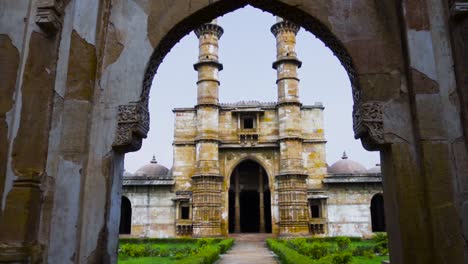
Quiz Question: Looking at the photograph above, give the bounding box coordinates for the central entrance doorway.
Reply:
[229,160,272,233]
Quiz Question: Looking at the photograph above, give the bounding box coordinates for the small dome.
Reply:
[134,156,170,177]
[367,164,381,173]
[123,170,133,177]
[328,151,367,174]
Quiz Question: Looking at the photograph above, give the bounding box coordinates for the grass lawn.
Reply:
[352,256,389,264]
[119,256,178,264]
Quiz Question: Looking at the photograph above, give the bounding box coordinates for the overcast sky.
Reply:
[124,6,380,173]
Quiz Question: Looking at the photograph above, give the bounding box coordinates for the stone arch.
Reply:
[370,193,385,232]
[114,0,401,153]
[119,196,132,235]
[225,155,273,188]
[228,159,272,233]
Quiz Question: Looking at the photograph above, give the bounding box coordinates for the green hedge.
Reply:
[266,239,312,264]
[176,238,234,264]
[119,238,199,244]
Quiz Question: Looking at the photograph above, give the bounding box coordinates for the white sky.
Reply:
[124,6,380,173]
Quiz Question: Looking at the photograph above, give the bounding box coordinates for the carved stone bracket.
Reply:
[112,103,149,153]
[353,102,384,150]
[36,0,64,35]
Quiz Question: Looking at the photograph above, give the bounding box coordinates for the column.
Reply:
[259,165,265,233]
[234,168,241,233]
[191,20,224,237]
[271,18,309,236]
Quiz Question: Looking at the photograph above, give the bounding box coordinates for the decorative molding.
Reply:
[194,23,224,39]
[36,0,64,35]
[112,103,149,153]
[271,20,300,36]
[353,102,384,150]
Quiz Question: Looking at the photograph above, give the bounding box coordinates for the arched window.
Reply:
[119,196,132,234]
[371,193,386,232]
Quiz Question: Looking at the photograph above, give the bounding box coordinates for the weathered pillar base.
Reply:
[276,173,309,237]
[192,175,223,237]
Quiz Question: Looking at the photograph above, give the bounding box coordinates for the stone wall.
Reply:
[122,186,175,238]
[326,185,381,237]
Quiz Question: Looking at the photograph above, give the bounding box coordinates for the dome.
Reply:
[123,170,133,177]
[328,152,367,174]
[367,164,381,173]
[134,156,170,177]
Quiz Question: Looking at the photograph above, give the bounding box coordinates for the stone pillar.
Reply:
[192,20,223,237]
[234,168,241,233]
[271,18,309,236]
[259,165,265,233]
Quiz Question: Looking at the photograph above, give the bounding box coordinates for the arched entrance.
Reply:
[371,193,385,232]
[228,160,271,233]
[119,196,132,234]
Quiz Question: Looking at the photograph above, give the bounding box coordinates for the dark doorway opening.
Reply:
[119,196,132,234]
[371,193,386,232]
[229,160,272,233]
[240,190,260,232]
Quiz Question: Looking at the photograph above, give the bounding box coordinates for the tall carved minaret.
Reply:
[271,18,309,236]
[191,20,223,237]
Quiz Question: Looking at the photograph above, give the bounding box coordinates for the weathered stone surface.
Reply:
[65,30,96,100]
[0,34,19,207]
[103,23,124,69]
[11,31,57,176]
[411,68,439,94]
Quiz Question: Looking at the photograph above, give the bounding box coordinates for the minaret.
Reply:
[191,20,223,237]
[271,18,309,236]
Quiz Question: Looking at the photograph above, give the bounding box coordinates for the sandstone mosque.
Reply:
[120,19,385,238]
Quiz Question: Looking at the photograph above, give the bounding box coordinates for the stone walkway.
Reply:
[217,233,279,264]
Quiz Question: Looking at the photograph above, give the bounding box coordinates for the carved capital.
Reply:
[353,102,384,150]
[271,21,300,36]
[194,23,224,39]
[112,103,149,153]
[36,0,64,35]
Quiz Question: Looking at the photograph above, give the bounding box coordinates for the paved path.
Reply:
[217,233,279,264]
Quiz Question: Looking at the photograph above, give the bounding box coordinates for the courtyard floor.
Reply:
[217,233,279,264]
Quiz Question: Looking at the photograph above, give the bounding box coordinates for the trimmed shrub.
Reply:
[176,245,220,264]
[372,232,388,255]
[331,251,353,264]
[218,238,234,254]
[266,238,312,264]
[352,245,374,257]
[335,237,351,251]
[119,244,147,257]
[300,242,330,259]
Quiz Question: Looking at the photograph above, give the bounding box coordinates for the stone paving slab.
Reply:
[217,234,279,264]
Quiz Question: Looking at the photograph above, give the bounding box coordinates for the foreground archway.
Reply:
[228,160,271,233]
[0,1,466,263]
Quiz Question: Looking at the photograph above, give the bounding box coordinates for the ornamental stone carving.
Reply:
[112,103,149,153]
[194,23,224,39]
[353,102,384,150]
[36,0,65,35]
